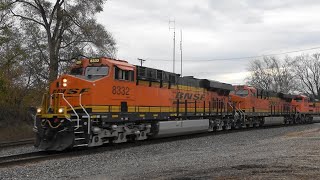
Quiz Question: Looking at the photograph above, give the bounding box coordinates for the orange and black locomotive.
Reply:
[35,57,233,150]
[34,57,320,151]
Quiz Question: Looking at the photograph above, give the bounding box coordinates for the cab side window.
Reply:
[114,67,134,81]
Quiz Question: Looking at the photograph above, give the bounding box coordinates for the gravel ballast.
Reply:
[1,124,320,179]
[0,145,39,158]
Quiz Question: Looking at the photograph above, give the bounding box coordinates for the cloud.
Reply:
[98,0,320,84]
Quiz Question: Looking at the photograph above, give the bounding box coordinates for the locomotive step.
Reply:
[75,137,86,141]
[74,131,84,134]
[73,144,88,147]
[73,125,83,128]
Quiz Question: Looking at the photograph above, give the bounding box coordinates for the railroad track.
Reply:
[0,139,34,148]
[0,124,314,169]
[0,151,62,168]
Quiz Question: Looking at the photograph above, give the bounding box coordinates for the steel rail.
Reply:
[0,139,34,148]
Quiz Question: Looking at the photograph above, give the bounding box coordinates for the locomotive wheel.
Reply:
[223,120,232,130]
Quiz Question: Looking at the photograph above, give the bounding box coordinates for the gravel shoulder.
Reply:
[1,124,320,180]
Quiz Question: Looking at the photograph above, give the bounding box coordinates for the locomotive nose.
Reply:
[230,94,242,102]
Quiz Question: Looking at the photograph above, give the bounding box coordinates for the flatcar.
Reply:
[34,57,320,151]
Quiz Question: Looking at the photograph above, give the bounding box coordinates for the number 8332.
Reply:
[112,86,130,95]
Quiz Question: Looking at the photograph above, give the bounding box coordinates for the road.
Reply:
[1,124,320,179]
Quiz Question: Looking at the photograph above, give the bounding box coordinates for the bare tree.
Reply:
[291,53,320,99]
[7,0,116,82]
[246,56,295,93]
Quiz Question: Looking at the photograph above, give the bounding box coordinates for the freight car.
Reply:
[34,57,320,151]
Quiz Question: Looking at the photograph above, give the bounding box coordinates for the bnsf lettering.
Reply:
[67,88,79,94]
[79,88,89,94]
[53,89,67,93]
[194,94,200,100]
[175,92,205,101]
[53,88,90,94]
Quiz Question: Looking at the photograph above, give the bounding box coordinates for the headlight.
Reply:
[58,108,64,113]
[62,78,67,87]
[37,108,42,113]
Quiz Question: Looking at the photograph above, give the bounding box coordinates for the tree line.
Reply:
[0,0,116,126]
[246,53,320,100]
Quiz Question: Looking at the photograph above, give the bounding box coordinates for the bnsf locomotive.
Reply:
[34,57,320,151]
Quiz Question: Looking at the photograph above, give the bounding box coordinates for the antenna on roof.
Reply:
[137,58,146,67]
[169,19,176,73]
[180,29,183,76]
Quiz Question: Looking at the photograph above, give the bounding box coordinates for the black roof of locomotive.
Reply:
[136,66,233,92]
[199,79,234,91]
[176,76,233,91]
[278,92,295,100]
[256,88,294,100]
[176,76,201,87]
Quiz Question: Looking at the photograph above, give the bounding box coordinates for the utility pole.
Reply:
[180,29,183,76]
[169,19,176,73]
[137,58,146,66]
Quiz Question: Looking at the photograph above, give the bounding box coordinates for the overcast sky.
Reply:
[97,0,320,84]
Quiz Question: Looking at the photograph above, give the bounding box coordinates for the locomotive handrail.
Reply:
[228,102,239,119]
[49,93,80,130]
[228,102,244,121]
[36,93,48,129]
[79,93,91,135]
[32,113,37,130]
[238,103,246,121]
[41,93,52,115]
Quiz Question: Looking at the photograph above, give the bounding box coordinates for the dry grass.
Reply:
[0,123,34,142]
[283,128,320,138]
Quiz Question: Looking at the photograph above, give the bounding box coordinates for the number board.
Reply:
[76,60,82,65]
[112,86,130,95]
[89,58,101,63]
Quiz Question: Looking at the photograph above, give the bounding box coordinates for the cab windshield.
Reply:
[85,66,109,76]
[235,89,249,97]
[69,66,110,81]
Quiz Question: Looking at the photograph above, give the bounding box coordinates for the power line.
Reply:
[143,46,320,62]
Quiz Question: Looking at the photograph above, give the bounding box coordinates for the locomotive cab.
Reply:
[233,85,257,98]
[70,58,112,80]
[230,85,257,111]
[37,57,136,113]
[35,57,136,150]
[292,95,312,112]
